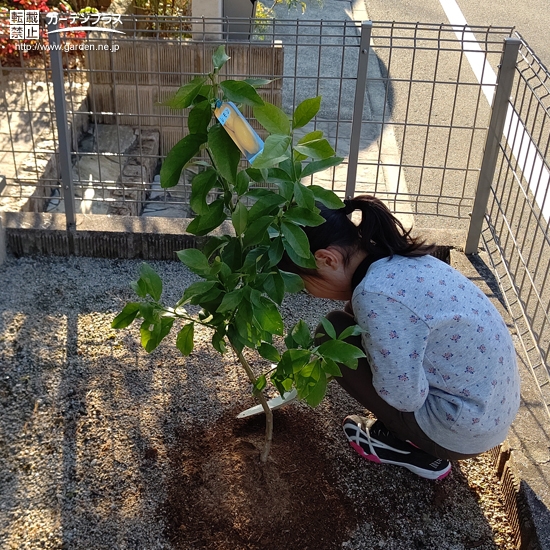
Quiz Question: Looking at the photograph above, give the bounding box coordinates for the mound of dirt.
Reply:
[163,406,360,550]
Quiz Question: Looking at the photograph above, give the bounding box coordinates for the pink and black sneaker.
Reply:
[343,415,451,480]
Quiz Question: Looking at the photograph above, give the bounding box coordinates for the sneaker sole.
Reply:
[348,441,452,481]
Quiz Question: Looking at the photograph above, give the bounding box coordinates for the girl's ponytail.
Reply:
[344,195,435,258]
[277,194,434,277]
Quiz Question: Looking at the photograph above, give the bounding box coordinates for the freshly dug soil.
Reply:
[163,407,360,550]
[161,403,516,550]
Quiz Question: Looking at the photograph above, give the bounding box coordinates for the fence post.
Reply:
[47,20,76,247]
[465,37,521,254]
[345,20,373,200]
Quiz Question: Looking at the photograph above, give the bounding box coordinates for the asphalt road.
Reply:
[364,0,550,70]
[350,0,550,232]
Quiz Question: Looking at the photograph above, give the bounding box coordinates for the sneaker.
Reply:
[342,415,452,480]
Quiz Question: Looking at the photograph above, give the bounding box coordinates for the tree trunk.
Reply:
[233,346,273,463]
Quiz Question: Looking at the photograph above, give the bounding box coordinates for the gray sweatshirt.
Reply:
[351,254,520,454]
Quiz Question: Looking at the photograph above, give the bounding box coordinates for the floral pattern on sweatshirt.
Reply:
[352,255,521,455]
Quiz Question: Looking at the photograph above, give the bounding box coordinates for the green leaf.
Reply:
[298,130,323,145]
[212,328,227,354]
[232,201,248,236]
[140,317,173,353]
[258,342,281,362]
[247,192,286,223]
[181,280,218,304]
[220,80,264,107]
[338,324,364,341]
[294,139,335,161]
[160,76,207,109]
[263,271,285,305]
[139,302,157,324]
[208,124,241,184]
[176,323,195,356]
[282,239,317,269]
[140,263,162,301]
[253,374,267,393]
[160,133,207,189]
[304,369,327,407]
[320,317,337,339]
[283,206,325,227]
[246,167,266,183]
[202,235,229,259]
[111,302,140,329]
[322,357,342,378]
[220,238,244,272]
[293,182,316,210]
[189,168,219,216]
[235,170,250,195]
[233,312,256,348]
[301,157,344,179]
[246,189,273,200]
[191,285,222,306]
[251,135,292,169]
[280,270,305,293]
[244,78,274,88]
[309,185,345,209]
[252,296,284,335]
[317,339,366,370]
[293,96,321,129]
[291,319,312,348]
[278,348,311,376]
[130,278,147,298]
[177,248,212,277]
[188,100,212,135]
[253,103,290,135]
[212,45,230,69]
[186,198,226,236]
[294,358,326,406]
[268,237,284,266]
[226,325,245,353]
[242,247,267,274]
[297,130,324,144]
[217,288,244,313]
[266,166,293,182]
[281,221,311,259]
[242,215,273,249]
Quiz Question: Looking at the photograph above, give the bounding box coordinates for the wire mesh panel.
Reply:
[482,34,550,420]
[1,16,515,221]
[1,13,549,429]
[0,26,85,215]
[367,22,514,227]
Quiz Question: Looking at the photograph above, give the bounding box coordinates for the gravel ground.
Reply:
[0,255,517,549]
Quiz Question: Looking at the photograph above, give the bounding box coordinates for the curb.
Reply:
[487,444,541,549]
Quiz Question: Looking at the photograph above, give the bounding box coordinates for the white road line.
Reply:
[440,0,550,222]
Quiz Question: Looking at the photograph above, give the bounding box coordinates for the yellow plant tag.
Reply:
[214,101,264,163]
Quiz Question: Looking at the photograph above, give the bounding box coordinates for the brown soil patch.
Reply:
[163,406,360,550]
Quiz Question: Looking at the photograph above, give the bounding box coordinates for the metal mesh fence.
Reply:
[482,34,550,419]
[0,17,514,220]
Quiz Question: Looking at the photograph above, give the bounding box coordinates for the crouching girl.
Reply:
[280,195,520,480]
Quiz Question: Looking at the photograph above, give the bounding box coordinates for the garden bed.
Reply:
[0,254,520,550]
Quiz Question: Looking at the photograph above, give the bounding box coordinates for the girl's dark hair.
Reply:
[279,194,435,276]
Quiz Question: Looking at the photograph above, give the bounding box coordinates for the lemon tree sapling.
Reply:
[112,46,365,463]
